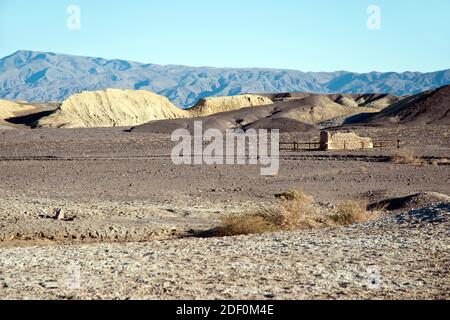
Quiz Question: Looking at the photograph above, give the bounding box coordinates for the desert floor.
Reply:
[0,125,449,299]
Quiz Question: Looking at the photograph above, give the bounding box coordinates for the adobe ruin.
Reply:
[320,131,374,151]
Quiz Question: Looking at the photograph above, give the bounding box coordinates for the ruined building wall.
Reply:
[320,131,374,151]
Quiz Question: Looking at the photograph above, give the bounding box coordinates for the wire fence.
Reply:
[279,139,401,151]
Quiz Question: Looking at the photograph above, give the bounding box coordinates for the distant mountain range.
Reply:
[0,50,449,108]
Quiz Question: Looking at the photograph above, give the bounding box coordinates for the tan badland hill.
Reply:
[32,89,399,130]
[0,99,43,128]
[354,94,399,109]
[188,94,273,117]
[327,94,399,110]
[35,89,190,128]
[35,91,274,128]
[132,94,384,134]
[0,99,37,119]
[272,95,379,124]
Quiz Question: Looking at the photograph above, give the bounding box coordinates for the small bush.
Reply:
[211,193,383,237]
[260,199,319,230]
[390,149,423,166]
[330,201,368,225]
[359,165,369,173]
[214,214,276,237]
[214,200,318,237]
[274,190,314,204]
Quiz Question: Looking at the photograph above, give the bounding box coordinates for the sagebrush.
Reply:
[213,191,383,237]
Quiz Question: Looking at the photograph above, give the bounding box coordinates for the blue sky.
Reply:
[0,0,449,72]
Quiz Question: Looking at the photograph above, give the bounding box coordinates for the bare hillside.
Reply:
[188,94,273,117]
[357,85,450,126]
[35,89,189,128]
[132,93,382,133]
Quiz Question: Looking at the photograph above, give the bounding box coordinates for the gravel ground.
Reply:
[0,203,448,300]
[0,126,449,299]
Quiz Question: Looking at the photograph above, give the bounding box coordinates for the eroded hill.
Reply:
[350,85,450,126]
[35,89,190,128]
[132,93,388,133]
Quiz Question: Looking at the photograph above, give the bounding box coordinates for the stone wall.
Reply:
[320,131,373,151]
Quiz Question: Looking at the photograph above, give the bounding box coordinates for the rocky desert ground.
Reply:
[1,0,449,302]
[0,122,449,299]
[0,83,449,300]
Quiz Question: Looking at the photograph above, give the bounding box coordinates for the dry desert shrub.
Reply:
[213,192,383,237]
[214,201,316,237]
[274,190,314,204]
[390,149,423,166]
[431,158,449,166]
[330,201,370,225]
[359,165,369,173]
[214,214,277,237]
[259,198,320,230]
